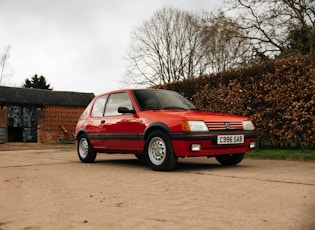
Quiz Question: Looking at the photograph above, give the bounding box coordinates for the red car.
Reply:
[75,89,258,171]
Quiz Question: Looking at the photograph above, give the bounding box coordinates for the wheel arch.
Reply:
[75,128,88,140]
[144,122,172,140]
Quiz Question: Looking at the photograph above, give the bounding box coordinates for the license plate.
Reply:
[217,135,244,144]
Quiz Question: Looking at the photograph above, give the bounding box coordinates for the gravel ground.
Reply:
[0,143,314,230]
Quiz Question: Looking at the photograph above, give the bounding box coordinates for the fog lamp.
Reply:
[191,144,201,151]
[249,141,256,148]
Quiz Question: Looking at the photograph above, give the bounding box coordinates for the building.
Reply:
[0,86,94,143]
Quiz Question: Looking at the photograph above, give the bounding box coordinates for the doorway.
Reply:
[7,105,37,142]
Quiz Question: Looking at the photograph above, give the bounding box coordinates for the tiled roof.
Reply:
[0,86,94,107]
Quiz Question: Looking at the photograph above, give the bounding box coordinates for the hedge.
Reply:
[162,56,315,149]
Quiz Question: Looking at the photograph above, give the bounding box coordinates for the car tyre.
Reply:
[77,134,97,163]
[215,153,245,165]
[145,130,178,171]
[135,154,146,164]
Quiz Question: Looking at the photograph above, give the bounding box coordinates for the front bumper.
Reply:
[171,131,258,157]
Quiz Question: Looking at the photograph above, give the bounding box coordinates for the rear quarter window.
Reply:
[91,95,108,117]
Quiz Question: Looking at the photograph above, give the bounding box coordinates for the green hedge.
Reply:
[162,56,315,149]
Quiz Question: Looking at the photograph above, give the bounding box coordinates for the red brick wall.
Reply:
[0,106,7,127]
[37,106,84,143]
[0,105,84,143]
[0,106,8,142]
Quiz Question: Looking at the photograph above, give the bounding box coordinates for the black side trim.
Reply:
[87,130,258,141]
[88,132,140,140]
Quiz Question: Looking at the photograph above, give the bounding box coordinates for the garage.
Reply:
[0,86,94,143]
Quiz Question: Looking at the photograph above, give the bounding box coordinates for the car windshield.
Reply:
[133,89,197,111]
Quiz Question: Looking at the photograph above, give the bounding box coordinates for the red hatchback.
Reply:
[75,89,258,171]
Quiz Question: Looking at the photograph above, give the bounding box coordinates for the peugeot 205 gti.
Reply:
[75,89,258,171]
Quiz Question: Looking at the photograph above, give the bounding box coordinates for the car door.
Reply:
[86,94,109,149]
[100,92,144,152]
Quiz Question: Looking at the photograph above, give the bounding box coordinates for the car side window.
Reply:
[91,95,108,117]
[104,92,133,116]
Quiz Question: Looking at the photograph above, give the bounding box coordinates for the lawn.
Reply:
[246,148,315,161]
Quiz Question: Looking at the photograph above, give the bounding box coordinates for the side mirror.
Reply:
[118,107,136,114]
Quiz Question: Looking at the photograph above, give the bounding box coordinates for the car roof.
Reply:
[95,88,166,97]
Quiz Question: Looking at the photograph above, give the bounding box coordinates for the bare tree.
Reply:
[0,45,12,86]
[125,7,207,87]
[201,11,254,72]
[223,0,315,58]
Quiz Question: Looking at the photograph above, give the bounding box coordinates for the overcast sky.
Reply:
[0,0,220,95]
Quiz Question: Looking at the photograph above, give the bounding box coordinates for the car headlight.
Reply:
[182,120,208,132]
[243,120,255,130]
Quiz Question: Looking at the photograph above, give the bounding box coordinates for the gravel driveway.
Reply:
[0,144,314,230]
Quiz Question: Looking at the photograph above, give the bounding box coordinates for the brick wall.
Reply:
[37,106,84,143]
[0,106,7,127]
[0,105,85,143]
[0,106,8,143]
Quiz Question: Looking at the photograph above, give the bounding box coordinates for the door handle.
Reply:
[101,120,105,124]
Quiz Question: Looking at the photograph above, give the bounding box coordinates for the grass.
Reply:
[246,148,315,161]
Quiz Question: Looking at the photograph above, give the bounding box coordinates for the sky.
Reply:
[0,0,220,95]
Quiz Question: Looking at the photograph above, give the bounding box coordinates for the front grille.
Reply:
[205,121,243,130]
